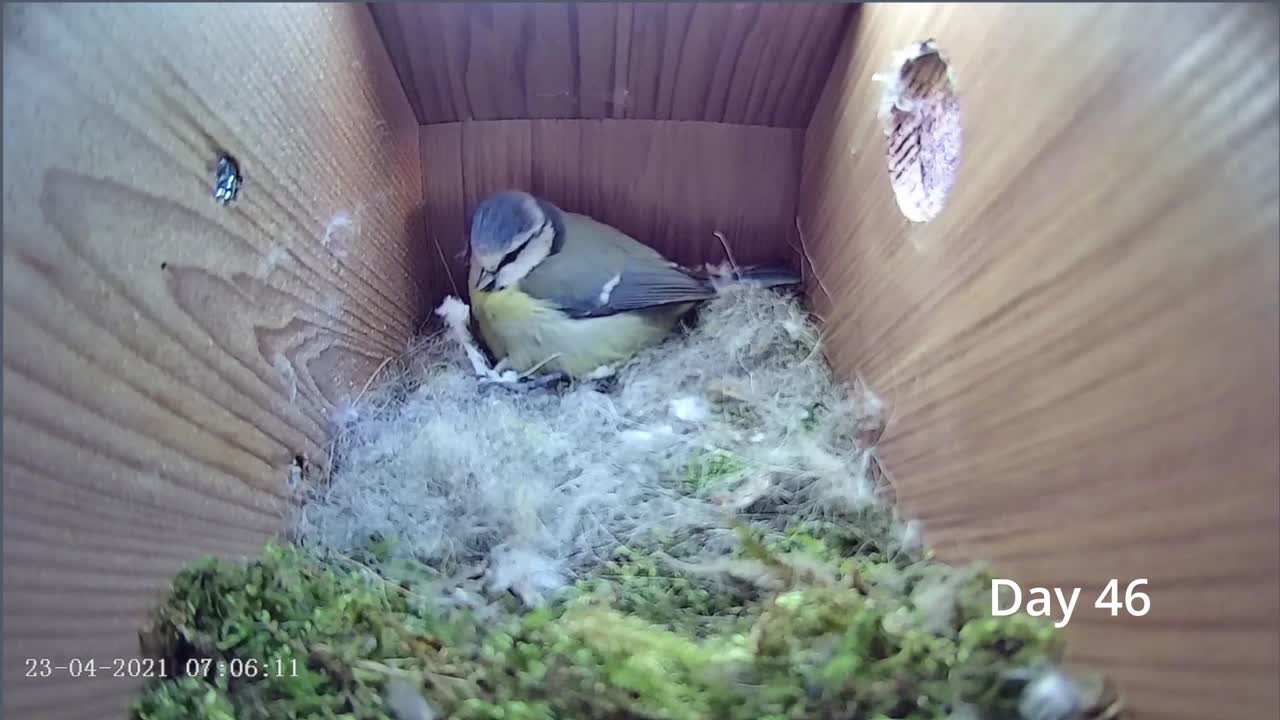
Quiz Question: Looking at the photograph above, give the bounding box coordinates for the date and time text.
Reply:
[25,656,300,680]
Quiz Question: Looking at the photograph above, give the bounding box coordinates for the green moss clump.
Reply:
[572,545,757,638]
[134,544,482,720]
[132,676,236,720]
[133,521,1084,720]
[681,448,746,494]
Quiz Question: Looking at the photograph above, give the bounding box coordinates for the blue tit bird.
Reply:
[466,190,801,379]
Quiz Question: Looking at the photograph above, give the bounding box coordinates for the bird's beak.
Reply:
[477,269,496,291]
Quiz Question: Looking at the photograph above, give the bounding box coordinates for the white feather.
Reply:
[434,296,498,379]
[598,273,622,305]
[669,396,710,422]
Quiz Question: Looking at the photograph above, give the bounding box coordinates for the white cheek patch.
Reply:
[495,223,554,288]
[598,274,622,306]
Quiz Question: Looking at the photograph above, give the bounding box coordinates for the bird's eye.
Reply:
[496,244,524,271]
[494,218,549,271]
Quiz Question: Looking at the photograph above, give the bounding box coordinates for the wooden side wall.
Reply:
[799,4,1279,719]
[2,5,424,718]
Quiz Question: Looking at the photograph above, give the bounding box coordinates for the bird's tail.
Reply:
[712,265,802,289]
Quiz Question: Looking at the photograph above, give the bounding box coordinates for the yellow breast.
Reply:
[470,287,688,376]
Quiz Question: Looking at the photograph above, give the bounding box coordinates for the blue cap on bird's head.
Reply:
[469,190,546,257]
[469,190,560,291]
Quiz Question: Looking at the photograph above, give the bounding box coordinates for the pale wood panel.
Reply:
[420,119,804,307]
[800,4,1279,719]
[371,2,853,127]
[2,4,423,718]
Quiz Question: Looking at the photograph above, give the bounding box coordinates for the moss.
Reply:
[133,676,236,720]
[574,547,755,638]
[681,448,746,494]
[135,543,482,720]
[133,520,1087,720]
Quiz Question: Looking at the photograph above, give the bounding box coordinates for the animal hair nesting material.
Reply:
[296,284,889,606]
[132,283,1125,720]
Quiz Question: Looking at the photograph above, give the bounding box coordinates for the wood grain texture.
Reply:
[420,119,804,307]
[799,4,1279,718]
[370,2,852,127]
[2,4,423,718]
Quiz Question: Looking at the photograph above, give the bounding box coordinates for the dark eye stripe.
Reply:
[495,243,524,271]
[495,219,549,272]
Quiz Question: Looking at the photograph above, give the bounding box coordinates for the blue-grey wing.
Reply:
[518,210,715,318]
[522,259,715,319]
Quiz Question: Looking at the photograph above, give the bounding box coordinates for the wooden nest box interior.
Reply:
[3,3,1277,719]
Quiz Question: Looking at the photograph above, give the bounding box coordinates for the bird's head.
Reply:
[469,191,558,291]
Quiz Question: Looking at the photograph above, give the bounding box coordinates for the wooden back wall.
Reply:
[370,2,851,127]
[800,4,1279,719]
[371,2,855,304]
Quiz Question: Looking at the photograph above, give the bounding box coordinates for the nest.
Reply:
[131,285,1122,720]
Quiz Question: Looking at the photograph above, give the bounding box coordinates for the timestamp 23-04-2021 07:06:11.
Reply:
[25,657,301,679]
